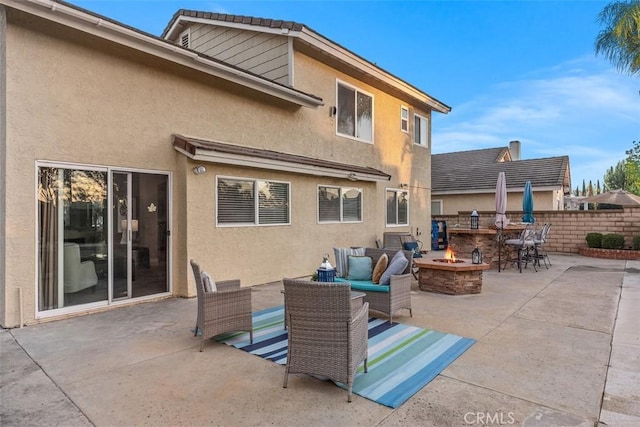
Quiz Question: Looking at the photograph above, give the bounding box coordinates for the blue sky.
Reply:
[71,0,640,191]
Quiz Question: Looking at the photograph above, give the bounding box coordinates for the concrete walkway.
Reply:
[1,254,638,426]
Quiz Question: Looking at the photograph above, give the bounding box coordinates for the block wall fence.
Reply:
[434,207,640,254]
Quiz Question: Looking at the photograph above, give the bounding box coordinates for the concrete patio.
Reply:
[1,253,639,426]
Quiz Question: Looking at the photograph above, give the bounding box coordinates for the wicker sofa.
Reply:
[335,248,413,324]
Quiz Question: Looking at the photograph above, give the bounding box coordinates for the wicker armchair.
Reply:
[282,279,369,402]
[362,248,413,324]
[190,260,253,351]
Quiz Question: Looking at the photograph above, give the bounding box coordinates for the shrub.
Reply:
[585,233,603,248]
[633,236,640,250]
[601,234,625,249]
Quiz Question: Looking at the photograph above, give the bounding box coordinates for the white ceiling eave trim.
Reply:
[432,186,562,195]
[174,147,389,182]
[4,0,323,108]
[297,28,451,114]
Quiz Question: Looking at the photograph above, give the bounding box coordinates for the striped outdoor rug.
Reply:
[217,306,475,408]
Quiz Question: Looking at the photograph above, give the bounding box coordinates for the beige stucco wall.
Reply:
[291,53,433,239]
[434,190,558,216]
[2,9,435,326]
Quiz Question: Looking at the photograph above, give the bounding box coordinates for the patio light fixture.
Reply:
[472,247,483,264]
[193,165,206,175]
[470,210,479,229]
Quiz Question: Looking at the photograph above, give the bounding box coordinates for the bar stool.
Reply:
[503,223,536,272]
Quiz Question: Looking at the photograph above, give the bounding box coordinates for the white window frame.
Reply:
[400,106,409,133]
[34,161,173,319]
[317,185,363,224]
[335,79,374,144]
[216,175,291,227]
[386,188,409,227]
[431,199,443,215]
[414,113,429,148]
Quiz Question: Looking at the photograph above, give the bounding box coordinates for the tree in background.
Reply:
[625,140,640,194]
[604,160,630,189]
[595,0,640,75]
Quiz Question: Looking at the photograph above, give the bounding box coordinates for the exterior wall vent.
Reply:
[179,29,190,49]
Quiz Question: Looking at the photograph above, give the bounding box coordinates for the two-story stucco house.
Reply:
[0,0,450,327]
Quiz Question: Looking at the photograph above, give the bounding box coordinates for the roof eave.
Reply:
[432,185,564,195]
[297,27,451,114]
[4,0,323,109]
[162,13,450,114]
[173,135,390,182]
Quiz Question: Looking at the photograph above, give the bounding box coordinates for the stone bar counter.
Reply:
[448,226,526,270]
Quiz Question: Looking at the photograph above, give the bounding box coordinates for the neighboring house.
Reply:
[431,141,571,216]
[0,0,450,327]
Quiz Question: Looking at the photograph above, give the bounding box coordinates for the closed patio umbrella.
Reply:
[495,172,508,272]
[522,180,534,223]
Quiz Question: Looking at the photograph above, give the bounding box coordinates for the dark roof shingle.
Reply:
[432,148,569,193]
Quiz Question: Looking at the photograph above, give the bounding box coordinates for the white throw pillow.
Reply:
[201,271,216,292]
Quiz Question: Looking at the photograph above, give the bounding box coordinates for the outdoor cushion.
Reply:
[403,241,422,258]
[335,278,390,293]
[347,255,373,281]
[372,252,389,283]
[201,271,216,292]
[379,251,409,286]
[333,247,365,278]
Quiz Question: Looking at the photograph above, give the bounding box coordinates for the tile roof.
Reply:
[432,148,570,193]
[162,10,304,36]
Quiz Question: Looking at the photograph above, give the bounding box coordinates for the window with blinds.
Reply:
[217,177,290,226]
[386,189,409,226]
[318,186,362,223]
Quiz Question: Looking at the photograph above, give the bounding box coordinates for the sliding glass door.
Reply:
[113,171,169,300]
[37,164,170,314]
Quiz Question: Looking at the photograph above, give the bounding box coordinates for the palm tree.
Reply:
[595,0,640,76]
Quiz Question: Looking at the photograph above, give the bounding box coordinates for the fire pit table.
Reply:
[414,256,490,295]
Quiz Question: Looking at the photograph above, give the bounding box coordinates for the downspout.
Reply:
[0,5,8,327]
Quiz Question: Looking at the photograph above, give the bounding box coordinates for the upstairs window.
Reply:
[318,186,362,223]
[336,81,373,143]
[217,177,290,226]
[386,189,408,226]
[401,106,409,132]
[414,114,429,147]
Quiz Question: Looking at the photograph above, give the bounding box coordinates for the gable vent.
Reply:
[179,29,190,49]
